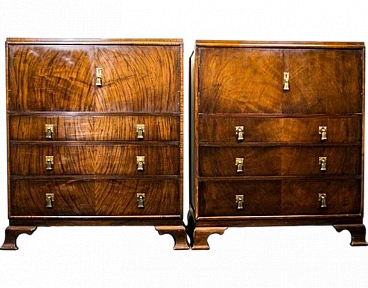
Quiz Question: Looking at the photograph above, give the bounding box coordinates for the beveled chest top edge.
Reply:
[6,38,183,46]
[195,40,365,49]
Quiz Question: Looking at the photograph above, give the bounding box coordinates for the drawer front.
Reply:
[198,179,360,217]
[11,179,180,216]
[8,45,180,112]
[10,115,179,141]
[198,181,281,216]
[198,48,362,114]
[199,147,360,176]
[199,117,361,143]
[281,180,361,214]
[11,144,179,175]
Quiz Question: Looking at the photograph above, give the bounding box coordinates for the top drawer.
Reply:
[198,47,363,114]
[8,44,181,112]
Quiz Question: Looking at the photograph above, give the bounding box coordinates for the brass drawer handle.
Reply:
[319,157,327,171]
[235,158,244,173]
[283,72,290,91]
[235,195,244,210]
[235,126,244,141]
[137,156,145,171]
[45,193,54,209]
[96,68,103,87]
[137,193,145,208]
[45,124,54,139]
[318,193,327,208]
[136,124,145,139]
[319,126,327,141]
[45,156,54,171]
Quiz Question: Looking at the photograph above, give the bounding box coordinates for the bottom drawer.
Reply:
[198,179,361,217]
[11,179,180,216]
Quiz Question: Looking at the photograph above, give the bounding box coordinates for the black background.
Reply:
[0,32,368,258]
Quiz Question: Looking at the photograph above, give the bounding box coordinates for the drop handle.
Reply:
[319,157,327,171]
[45,193,54,209]
[319,126,327,141]
[318,193,327,208]
[235,126,244,141]
[137,193,145,208]
[45,124,54,139]
[45,156,54,171]
[136,124,145,139]
[283,72,290,91]
[235,158,244,173]
[235,195,244,210]
[96,68,103,87]
[137,156,145,171]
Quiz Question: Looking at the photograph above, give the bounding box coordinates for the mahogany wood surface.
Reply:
[155,226,190,250]
[0,226,37,250]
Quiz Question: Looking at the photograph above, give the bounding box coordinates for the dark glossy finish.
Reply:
[334,224,368,246]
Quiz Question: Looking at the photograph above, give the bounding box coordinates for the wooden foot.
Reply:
[333,224,368,246]
[1,226,37,250]
[155,225,190,250]
[192,227,227,250]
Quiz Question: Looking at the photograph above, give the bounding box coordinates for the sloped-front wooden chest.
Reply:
[189,40,367,249]
[2,38,188,250]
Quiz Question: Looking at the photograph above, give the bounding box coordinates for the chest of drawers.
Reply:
[1,38,188,250]
[189,40,367,249]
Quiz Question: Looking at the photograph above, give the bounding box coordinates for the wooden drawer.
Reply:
[10,179,180,216]
[198,179,360,217]
[199,116,361,143]
[10,144,179,176]
[199,146,360,176]
[9,115,179,141]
